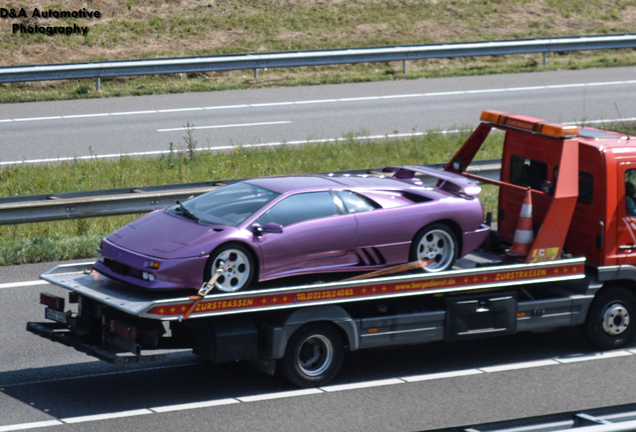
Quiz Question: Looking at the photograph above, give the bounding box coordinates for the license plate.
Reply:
[45,308,67,324]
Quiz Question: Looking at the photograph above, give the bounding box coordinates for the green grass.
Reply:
[1,0,636,103]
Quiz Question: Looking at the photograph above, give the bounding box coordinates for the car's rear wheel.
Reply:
[410,223,458,272]
[205,244,255,293]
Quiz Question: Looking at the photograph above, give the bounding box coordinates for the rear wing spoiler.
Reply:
[386,165,482,197]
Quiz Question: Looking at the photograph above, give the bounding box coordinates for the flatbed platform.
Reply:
[40,254,586,321]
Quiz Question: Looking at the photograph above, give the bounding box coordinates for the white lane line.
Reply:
[4,349,636,430]
[13,116,63,122]
[237,388,323,402]
[0,420,62,431]
[479,359,558,373]
[1,111,632,167]
[111,110,157,116]
[61,409,153,424]
[0,280,48,289]
[2,79,636,123]
[156,120,291,132]
[61,113,110,119]
[151,398,239,413]
[555,350,633,363]
[321,378,404,392]
[402,369,483,382]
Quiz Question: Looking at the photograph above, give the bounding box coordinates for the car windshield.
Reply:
[168,182,280,226]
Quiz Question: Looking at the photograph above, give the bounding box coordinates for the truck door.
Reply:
[616,162,636,265]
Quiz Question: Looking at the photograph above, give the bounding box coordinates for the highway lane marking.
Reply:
[0,113,632,167]
[0,280,48,289]
[237,388,323,402]
[156,120,291,132]
[2,79,636,124]
[151,398,239,413]
[61,409,153,424]
[321,378,403,392]
[0,420,62,431]
[402,369,483,382]
[3,348,635,430]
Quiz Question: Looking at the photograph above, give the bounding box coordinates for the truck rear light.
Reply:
[110,320,137,341]
[40,293,65,312]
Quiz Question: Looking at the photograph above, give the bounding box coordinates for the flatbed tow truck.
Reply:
[27,110,636,387]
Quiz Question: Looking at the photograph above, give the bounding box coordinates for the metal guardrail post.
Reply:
[96,76,101,91]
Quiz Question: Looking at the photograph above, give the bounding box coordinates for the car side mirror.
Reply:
[252,223,283,236]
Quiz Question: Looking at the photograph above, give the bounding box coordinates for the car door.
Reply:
[254,191,357,279]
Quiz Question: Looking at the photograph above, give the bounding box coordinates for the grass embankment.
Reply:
[0,129,504,265]
[1,0,635,103]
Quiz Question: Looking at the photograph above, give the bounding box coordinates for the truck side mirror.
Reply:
[252,223,284,236]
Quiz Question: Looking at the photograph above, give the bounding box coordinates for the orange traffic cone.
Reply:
[507,188,534,257]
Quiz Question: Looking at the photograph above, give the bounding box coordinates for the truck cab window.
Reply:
[510,155,548,191]
[626,170,636,217]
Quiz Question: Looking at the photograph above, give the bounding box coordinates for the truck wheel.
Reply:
[410,223,458,272]
[582,287,636,350]
[205,244,255,293]
[281,323,344,388]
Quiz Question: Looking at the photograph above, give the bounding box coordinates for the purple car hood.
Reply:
[106,210,231,259]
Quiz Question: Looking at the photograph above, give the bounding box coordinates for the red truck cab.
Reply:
[448,110,636,269]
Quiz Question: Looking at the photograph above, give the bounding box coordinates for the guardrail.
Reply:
[426,402,636,432]
[0,160,501,225]
[1,34,635,90]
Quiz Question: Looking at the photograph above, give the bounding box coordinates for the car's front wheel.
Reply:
[205,244,255,293]
[410,223,458,272]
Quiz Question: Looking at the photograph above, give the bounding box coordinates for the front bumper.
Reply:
[94,239,209,290]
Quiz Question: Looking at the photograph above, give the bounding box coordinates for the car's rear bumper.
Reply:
[461,224,491,256]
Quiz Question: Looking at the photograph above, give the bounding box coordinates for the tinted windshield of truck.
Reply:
[168,182,280,226]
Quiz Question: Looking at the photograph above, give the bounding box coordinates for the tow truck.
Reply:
[27,110,636,387]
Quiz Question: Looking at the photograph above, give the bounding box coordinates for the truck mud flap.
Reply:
[26,322,166,364]
[445,292,517,341]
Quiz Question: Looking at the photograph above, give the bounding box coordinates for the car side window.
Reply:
[256,191,339,227]
[335,190,377,213]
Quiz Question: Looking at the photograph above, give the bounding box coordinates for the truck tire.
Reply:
[281,323,344,388]
[582,287,636,350]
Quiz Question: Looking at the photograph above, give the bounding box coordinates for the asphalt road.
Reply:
[2,261,636,431]
[2,66,636,165]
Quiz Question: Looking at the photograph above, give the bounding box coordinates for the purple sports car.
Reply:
[94,166,490,293]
